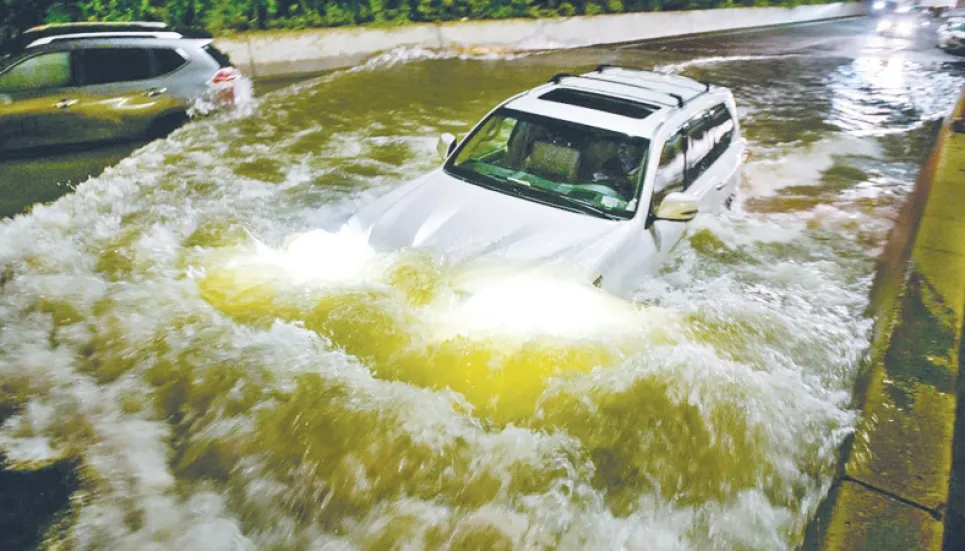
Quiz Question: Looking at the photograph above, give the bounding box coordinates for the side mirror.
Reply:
[654,192,699,222]
[437,132,456,160]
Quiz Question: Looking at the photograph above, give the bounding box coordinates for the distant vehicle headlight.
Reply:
[872,1,886,9]
[895,5,912,13]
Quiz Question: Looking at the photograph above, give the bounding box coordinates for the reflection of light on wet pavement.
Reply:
[825,55,965,136]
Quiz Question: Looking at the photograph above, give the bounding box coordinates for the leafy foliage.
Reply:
[1,0,850,39]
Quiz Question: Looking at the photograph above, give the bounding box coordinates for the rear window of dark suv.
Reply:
[202,44,232,68]
[155,48,188,75]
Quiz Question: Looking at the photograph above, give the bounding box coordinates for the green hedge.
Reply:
[2,0,850,39]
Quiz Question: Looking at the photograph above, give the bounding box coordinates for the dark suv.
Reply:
[0,22,244,154]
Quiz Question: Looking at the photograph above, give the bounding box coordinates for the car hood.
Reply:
[346,170,634,274]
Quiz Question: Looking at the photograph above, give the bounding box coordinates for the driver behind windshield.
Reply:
[591,142,644,200]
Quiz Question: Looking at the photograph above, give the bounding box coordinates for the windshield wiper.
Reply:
[449,167,621,219]
[513,184,622,220]
[452,169,523,197]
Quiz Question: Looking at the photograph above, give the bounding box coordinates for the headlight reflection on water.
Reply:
[195,227,678,422]
[202,227,662,343]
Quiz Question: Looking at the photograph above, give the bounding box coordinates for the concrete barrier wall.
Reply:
[214,2,868,78]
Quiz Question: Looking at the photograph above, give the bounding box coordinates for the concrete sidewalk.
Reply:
[806,87,965,550]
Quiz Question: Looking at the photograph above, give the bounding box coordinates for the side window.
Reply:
[710,104,735,147]
[202,44,233,68]
[154,48,188,76]
[652,129,686,206]
[707,104,736,165]
[0,52,71,92]
[685,113,714,185]
[80,48,152,85]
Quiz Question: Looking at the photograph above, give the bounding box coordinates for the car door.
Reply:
[69,46,184,143]
[0,49,79,153]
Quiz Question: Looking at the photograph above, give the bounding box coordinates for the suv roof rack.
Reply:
[593,64,712,92]
[548,72,685,107]
[27,31,184,48]
[24,21,171,34]
[5,21,211,53]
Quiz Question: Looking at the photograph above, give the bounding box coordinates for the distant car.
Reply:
[871,0,900,13]
[938,15,965,52]
[876,4,932,36]
[345,65,745,298]
[0,22,243,155]
[918,0,959,17]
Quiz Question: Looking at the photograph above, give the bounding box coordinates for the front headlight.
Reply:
[897,21,914,35]
[872,1,885,9]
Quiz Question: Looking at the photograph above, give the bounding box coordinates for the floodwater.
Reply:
[0,16,963,551]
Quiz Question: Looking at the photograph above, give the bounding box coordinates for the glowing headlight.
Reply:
[872,1,885,9]
[897,21,914,35]
[895,5,911,13]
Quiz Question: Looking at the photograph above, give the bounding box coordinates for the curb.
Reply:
[804,86,965,550]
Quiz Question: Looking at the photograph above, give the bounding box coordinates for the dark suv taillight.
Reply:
[210,67,239,85]
[208,67,242,107]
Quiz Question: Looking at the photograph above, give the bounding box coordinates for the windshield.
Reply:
[444,108,650,220]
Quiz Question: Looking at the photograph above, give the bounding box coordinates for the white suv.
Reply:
[346,65,744,297]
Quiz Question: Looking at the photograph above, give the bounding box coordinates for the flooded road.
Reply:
[1,16,964,551]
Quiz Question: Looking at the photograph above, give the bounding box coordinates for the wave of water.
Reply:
[654,54,808,75]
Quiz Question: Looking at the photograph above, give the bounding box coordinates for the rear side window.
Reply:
[654,130,686,199]
[80,48,151,85]
[685,115,714,183]
[154,48,188,76]
[0,51,71,91]
[708,105,735,146]
[202,44,232,68]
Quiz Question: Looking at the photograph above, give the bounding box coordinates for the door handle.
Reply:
[146,87,167,97]
[715,181,727,190]
[54,98,78,109]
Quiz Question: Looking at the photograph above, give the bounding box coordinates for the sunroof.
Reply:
[538,88,656,119]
